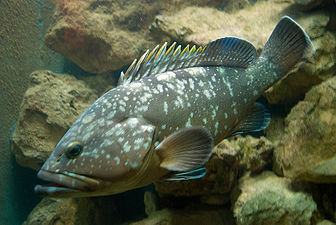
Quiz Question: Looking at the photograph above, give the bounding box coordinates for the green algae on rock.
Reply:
[232,171,317,225]
[274,76,336,183]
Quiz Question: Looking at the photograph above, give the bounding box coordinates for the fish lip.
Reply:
[35,169,101,196]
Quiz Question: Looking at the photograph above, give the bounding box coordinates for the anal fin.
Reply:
[232,102,271,136]
[164,167,207,181]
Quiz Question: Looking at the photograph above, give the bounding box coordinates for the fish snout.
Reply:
[35,169,101,197]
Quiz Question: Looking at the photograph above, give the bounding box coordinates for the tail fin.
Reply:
[260,16,315,75]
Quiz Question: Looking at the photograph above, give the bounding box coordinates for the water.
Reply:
[1,0,335,224]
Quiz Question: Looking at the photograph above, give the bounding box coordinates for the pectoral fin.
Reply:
[155,127,214,172]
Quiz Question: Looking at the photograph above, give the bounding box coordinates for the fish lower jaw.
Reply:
[35,169,101,197]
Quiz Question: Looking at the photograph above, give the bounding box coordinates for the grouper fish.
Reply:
[35,16,314,197]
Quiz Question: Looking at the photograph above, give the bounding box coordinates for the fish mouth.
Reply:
[34,170,101,197]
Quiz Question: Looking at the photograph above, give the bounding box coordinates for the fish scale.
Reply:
[35,16,314,197]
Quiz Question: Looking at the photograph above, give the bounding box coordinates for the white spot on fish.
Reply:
[215,121,219,136]
[82,113,95,124]
[157,84,164,93]
[106,154,111,159]
[189,78,195,90]
[130,162,138,168]
[114,156,120,165]
[124,141,131,152]
[164,102,168,115]
[233,108,238,115]
[203,90,211,100]
[157,72,176,81]
[129,82,142,89]
[185,117,192,127]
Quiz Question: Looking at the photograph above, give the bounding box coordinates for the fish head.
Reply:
[35,111,157,197]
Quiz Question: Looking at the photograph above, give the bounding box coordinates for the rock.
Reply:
[23,198,95,225]
[232,171,317,225]
[312,184,336,222]
[317,220,336,225]
[228,135,274,174]
[273,76,336,183]
[44,0,155,73]
[222,0,251,13]
[44,0,225,74]
[130,207,235,225]
[294,0,327,10]
[150,0,292,48]
[144,191,160,216]
[11,70,97,170]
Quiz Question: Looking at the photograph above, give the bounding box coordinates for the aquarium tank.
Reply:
[1,0,336,224]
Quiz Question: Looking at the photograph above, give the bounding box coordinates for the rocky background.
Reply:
[11,0,336,224]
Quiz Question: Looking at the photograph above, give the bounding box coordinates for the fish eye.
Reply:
[66,141,83,159]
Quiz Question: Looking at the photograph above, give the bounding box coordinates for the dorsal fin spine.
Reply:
[118,37,257,85]
[155,42,167,60]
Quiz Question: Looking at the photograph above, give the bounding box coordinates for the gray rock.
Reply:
[11,70,97,170]
[273,76,336,183]
[232,171,317,225]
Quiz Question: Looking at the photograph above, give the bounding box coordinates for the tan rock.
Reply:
[228,135,274,174]
[130,207,235,225]
[44,0,225,74]
[232,171,317,225]
[150,0,292,48]
[23,198,95,225]
[273,76,336,183]
[11,70,97,170]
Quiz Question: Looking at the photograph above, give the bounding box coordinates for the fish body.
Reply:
[35,16,314,197]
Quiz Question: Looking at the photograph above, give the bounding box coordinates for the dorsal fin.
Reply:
[118,37,257,85]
